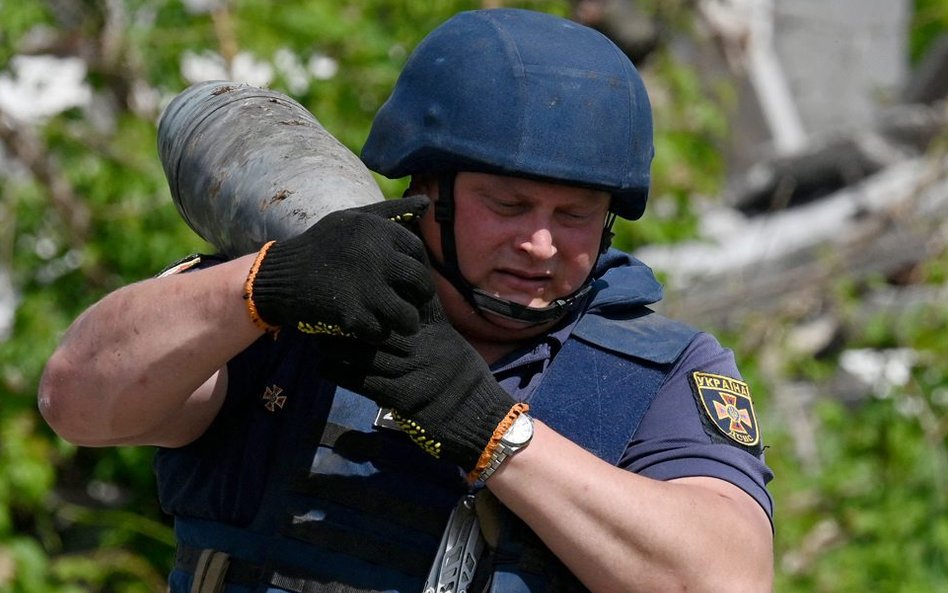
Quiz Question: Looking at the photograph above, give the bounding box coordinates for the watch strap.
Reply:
[473,412,533,484]
[467,403,530,484]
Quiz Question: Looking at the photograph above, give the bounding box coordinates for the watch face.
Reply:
[504,414,534,446]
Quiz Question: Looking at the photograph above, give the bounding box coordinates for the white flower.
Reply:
[0,55,92,123]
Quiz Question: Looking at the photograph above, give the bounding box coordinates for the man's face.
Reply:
[418,171,610,335]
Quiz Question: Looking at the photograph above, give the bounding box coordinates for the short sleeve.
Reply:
[618,332,775,524]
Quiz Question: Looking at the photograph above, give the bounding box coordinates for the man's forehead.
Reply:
[458,172,610,204]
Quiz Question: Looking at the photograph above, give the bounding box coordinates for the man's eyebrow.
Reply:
[471,184,513,200]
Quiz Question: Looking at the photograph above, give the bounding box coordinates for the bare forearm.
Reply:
[487,421,773,593]
[38,255,262,446]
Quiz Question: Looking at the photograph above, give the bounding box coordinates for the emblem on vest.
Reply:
[690,371,761,453]
[262,384,287,412]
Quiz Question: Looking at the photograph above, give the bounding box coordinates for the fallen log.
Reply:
[638,155,948,328]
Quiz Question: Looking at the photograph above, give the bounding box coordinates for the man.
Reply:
[39,8,774,593]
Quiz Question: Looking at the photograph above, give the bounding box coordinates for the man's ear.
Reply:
[404,173,438,200]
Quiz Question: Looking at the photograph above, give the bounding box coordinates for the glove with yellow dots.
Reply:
[244,196,434,342]
[317,296,524,480]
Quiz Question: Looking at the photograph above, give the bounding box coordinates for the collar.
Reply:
[586,249,664,313]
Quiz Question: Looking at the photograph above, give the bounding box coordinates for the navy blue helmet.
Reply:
[362,8,654,220]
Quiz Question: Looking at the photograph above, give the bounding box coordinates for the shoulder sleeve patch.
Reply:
[689,370,762,455]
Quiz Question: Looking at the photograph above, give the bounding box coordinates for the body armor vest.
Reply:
[156,252,700,593]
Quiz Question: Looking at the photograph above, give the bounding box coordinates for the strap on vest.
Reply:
[189,549,229,593]
[177,545,382,593]
[528,315,679,463]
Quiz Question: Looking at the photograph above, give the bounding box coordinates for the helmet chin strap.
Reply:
[429,172,615,327]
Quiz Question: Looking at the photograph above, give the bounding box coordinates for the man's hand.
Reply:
[318,298,520,477]
[245,196,434,342]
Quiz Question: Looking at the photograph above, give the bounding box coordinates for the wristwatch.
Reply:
[478,413,534,483]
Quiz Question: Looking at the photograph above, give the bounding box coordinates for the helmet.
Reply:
[362,8,654,220]
[363,9,654,326]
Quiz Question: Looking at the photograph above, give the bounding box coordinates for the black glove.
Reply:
[245,196,434,342]
[317,297,521,476]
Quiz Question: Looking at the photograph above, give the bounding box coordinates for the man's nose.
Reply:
[520,227,557,259]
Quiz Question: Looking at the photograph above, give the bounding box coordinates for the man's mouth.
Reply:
[493,269,554,296]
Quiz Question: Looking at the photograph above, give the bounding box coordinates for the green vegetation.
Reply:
[0,1,944,591]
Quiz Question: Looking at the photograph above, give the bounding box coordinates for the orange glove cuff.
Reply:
[243,240,281,335]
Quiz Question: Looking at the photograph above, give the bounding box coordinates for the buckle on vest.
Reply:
[190,549,231,593]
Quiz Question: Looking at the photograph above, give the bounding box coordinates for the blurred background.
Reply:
[0,1,945,591]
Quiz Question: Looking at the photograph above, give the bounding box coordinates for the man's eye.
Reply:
[561,211,592,222]
[492,200,521,212]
